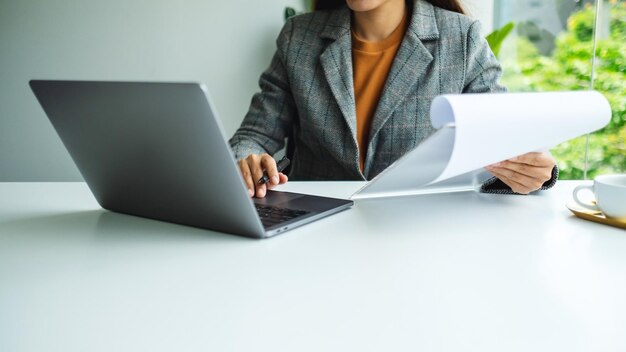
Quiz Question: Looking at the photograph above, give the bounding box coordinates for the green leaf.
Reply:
[486,22,515,57]
[284,7,297,21]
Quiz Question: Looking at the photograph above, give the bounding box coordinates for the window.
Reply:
[493,0,625,179]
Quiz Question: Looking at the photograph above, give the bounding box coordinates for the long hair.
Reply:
[314,0,465,14]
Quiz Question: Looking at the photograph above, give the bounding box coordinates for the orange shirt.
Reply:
[352,13,408,171]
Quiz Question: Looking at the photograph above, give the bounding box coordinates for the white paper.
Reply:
[352,91,611,200]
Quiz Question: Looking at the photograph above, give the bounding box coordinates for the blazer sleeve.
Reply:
[462,20,559,194]
[462,20,506,94]
[229,19,297,160]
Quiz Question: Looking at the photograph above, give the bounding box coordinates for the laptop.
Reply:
[29,80,353,238]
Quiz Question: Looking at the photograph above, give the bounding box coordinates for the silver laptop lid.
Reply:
[30,80,266,237]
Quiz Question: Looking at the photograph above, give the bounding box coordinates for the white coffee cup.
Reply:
[573,174,626,220]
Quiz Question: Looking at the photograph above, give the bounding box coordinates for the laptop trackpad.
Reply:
[253,191,305,207]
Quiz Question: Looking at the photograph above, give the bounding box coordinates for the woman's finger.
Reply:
[494,160,552,182]
[510,152,555,167]
[260,154,279,186]
[238,159,255,197]
[488,167,535,194]
[267,173,289,190]
[490,165,545,192]
[246,155,267,198]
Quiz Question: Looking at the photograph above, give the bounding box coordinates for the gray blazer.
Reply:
[230,0,556,190]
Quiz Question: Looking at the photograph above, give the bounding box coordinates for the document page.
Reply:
[352,91,611,199]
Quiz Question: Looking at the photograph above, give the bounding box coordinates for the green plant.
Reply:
[285,0,315,21]
[486,22,515,57]
[501,2,626,179]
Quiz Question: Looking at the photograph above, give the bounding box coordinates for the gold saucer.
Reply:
[566,203,626,230]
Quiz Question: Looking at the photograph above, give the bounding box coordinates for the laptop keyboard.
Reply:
[255,204,310,228]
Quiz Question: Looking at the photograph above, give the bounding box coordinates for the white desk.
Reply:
[1,181,625,351]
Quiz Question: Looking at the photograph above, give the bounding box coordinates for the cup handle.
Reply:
[573,184,600,212]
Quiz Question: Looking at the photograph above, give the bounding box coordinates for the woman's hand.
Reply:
[485,152,555,195]
[238,153,289,198]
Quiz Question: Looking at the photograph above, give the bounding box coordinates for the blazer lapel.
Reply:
[366,0,440,168]
[319,8,358,145]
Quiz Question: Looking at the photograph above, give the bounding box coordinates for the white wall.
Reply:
[0,0,303,181]
[464,0,495,33]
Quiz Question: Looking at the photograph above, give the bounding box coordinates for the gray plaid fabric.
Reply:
[230,0,553,192]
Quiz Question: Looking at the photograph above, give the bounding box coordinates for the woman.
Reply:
[230,0,557,198]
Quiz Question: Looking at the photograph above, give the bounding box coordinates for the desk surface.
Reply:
[1,181,625,352]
